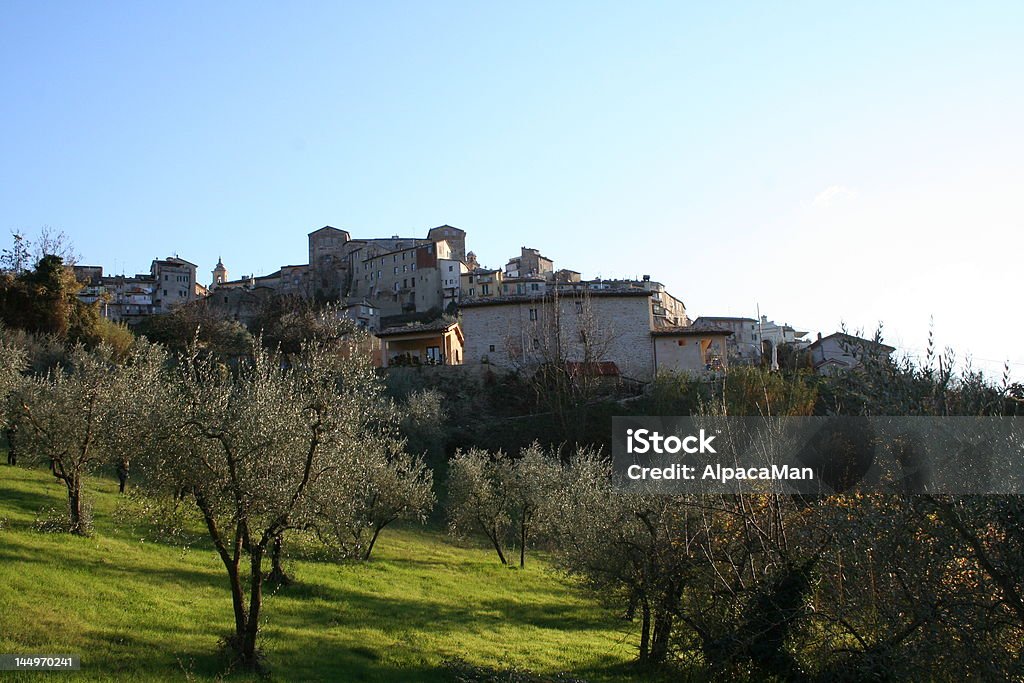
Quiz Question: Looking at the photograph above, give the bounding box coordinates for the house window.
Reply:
[481,284,490,295]
[426,346,441,362]
[394,267,398,274]
[529,308,538,320]
[531,283,539,291]
[469,288,475,296]
[489,344,495,352]
[448,265,454,272]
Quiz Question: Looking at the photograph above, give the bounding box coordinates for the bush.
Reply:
[33,501,93,535]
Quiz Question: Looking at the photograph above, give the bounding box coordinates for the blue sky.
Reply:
[2,2,1022,378]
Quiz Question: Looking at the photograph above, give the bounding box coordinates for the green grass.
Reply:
[0,466,645,682]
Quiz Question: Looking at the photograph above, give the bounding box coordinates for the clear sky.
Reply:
[2,2,1021,379]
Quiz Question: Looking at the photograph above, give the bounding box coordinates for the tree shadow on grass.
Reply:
[264,579,623,647]
[0,472,67,522]
[2,473,638,681]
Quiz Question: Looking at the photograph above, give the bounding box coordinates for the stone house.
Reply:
[151,257,198,313]
[807,332,895,375]
[74,256,199,323]
[459,290,656,382]
[460,267,504,299]
[652,322,732,374]
[694,316,761,361]
[505,247,554,279]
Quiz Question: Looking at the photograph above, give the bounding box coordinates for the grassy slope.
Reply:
[0,466,640,682]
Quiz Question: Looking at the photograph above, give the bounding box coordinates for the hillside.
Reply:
[0,466,641,682]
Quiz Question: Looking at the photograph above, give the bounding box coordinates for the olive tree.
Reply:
[11,342,164,533]
[508,442,561,567]
[0,333,27,464]
[543,449,701,664]
[446,443,561,567]
[137,338,406,670]
[544,437,817,669]
[311,439,434,561]
[447,447,514,564]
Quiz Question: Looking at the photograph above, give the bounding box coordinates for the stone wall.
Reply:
[460,293,655,382]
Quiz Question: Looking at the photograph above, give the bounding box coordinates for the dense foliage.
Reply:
[443,345,1024,680]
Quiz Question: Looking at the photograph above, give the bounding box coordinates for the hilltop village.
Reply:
[73,224,892,380]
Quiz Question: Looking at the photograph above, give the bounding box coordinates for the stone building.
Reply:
[348,239,468,317]
[652,321,732,374]
[460,267,504,299]
[151,257,199,313]
[499,276,547,296]
[807,332,895,375]
[211,258,228,288]
[505,247,553,279]
[553,268,581,284]
[74,256,199,323]
[217,224,467,315]
[460,289,656,382]
[758,316,809,348]
[693,316,761,361]
[692,315,809,367]
[553,276,688,328]
[427,225,467,262]
[76,271,156,325]
[339,300,380,331]
[206,285,276,325]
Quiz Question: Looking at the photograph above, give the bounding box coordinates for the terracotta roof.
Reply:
[651,322,733,337]
[154,257,198,268]
[309,225,348,235]
[807,332,895,353]
[695,315,757,323]
[377,319,460,337]
[460,289,652,307]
